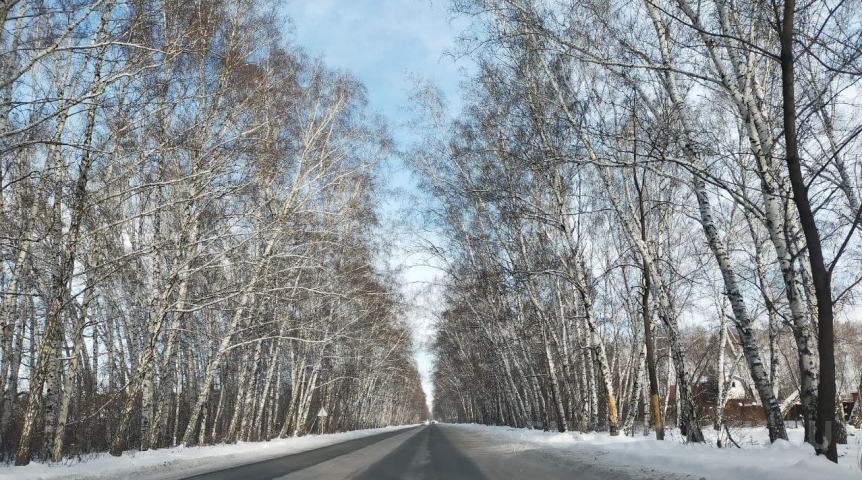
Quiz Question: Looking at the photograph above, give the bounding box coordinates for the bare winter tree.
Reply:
[0,0,426,465]
[418,0,862,460]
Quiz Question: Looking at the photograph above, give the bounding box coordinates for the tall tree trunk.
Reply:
[778,0,837,462]
[623,342,646,436]
[15,34,105,459]
[52,283,92,460]
[541,324,568,433]
[573,262,619,436]
[640,241,664,441]
[693,175,787,442]
[715,315,727,447]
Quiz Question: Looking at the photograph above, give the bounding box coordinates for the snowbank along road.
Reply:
[184,424,685,480]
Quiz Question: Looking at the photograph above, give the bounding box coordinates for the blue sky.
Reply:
[283,0,471,412]
[285,0,467,129]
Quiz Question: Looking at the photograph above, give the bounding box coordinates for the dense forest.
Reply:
[0,0,427,466]
[420,0,862,463]
[3,0,862,470]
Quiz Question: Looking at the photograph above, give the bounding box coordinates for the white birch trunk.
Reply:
[623,342,646,435]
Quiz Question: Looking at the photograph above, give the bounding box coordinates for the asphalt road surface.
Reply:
[183,424,669,480]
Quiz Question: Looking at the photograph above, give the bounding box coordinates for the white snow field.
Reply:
[0,425,417,480]
[451,423,862,480]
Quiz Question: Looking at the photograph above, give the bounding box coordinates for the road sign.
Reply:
[317,408,328,417]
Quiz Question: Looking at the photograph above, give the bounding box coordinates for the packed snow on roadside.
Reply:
[0,424,417,480]
[454,423,862,480]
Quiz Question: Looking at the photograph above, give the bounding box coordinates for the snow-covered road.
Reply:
[5,423,859,479]
[198,424,687,480]
[258,423,861,480]
[0,425,418,480]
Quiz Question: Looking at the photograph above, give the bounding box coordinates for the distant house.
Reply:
[725,375,748,400]
[673,374,766,426]
[785,391,858,423]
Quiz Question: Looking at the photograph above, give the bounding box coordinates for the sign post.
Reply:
[315,408,328,434]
